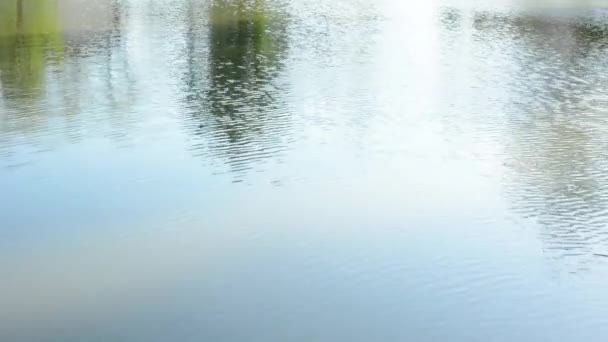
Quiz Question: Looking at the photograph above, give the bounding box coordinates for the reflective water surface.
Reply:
[2,0,608,341]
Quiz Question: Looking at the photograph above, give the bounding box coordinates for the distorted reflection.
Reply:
[507,18,608,271]
[0,0,64,162]
[0,0,134,163]
[470,11,608,270]
[182,0,290,180]
[0,0,63,99]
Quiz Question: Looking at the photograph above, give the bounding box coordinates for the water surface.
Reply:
[2,0,608,341]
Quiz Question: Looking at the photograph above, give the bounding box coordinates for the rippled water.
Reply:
[2,0,608,341]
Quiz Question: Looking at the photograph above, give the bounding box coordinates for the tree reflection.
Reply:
[0,0,63,97]
[471,11,608,271]
[0,0,133,163]
[182,0,290,180]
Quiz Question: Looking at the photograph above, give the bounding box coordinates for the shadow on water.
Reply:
[440,8,608,271]
[181,0,291,181]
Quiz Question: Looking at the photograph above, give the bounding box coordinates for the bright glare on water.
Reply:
[2,0,608,341]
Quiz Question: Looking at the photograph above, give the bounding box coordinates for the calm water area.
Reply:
[2,0,608,341]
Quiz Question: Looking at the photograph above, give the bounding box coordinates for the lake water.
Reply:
[2,0,608,341]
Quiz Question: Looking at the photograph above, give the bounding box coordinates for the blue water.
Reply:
[2,0,608,341]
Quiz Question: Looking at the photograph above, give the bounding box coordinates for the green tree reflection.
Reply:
[0,0,63,97]
[184,0,290,179]
[0,0,133,163]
